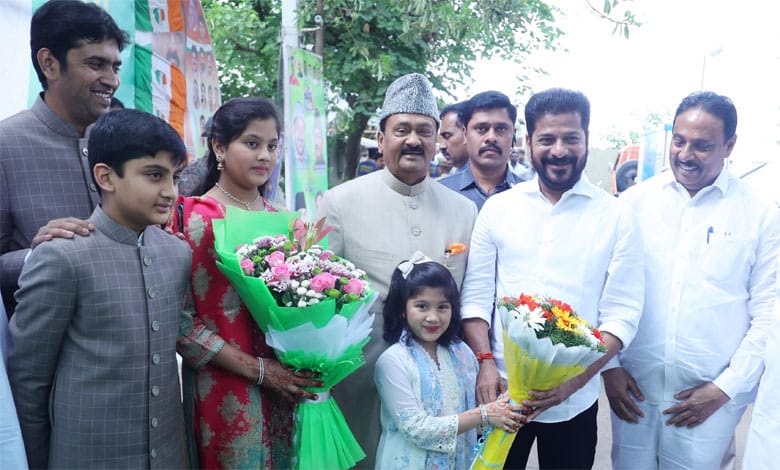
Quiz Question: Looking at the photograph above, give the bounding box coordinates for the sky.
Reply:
[456,0,780,167]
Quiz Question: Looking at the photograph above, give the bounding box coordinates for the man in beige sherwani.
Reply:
[317,73,478,468]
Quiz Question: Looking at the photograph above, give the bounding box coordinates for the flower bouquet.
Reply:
[471,294,606,470]
[212,207,377,470]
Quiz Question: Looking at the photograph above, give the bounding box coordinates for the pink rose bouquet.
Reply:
[213,208,376,470]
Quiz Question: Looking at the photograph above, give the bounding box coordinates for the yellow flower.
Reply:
[556,317,577,333]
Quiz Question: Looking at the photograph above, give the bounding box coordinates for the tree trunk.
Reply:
[342,112,370,181]
[314,0,324,56]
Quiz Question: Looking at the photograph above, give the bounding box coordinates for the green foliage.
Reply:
[583,0,640,39]
[203,0,638,181]
[296,0,563,179]
[203,0,282,101]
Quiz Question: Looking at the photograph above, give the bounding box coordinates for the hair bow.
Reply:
[398,251,432,279]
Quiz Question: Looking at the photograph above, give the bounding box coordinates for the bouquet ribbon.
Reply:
[212,207,376,469]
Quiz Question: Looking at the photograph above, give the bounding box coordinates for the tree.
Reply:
[203,0,282,101]
[204,0,637,181]
[301,0,567,179]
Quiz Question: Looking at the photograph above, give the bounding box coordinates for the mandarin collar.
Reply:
[381,168,429,197]
[90,205,150,247]
[32,93,81,138]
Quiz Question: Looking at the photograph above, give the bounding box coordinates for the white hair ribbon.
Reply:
[398,251,433,279]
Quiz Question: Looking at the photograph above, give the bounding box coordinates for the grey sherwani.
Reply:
[8,206,190,469]
[0,94,99,313]
[316,169,478,468]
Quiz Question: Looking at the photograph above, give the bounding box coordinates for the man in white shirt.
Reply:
[460,88,644,469]
[603,91,780,469]
[743,290,780,468]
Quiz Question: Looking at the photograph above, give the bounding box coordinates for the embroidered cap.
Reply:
[379,73,440,126]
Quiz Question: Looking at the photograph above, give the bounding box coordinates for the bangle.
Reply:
[256,357,265,385]
[479,404,489,429]
[476,352,494,363]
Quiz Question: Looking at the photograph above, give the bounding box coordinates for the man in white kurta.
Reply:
[461,88,644,469]
[743,295,780,468]
[316,73,477,468]
[604,91,780,469]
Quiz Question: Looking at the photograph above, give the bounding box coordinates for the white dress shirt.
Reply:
[461,175,644,423]
[618,169,780,406]
[743,299,780,468]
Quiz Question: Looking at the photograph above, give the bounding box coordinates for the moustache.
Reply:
[402,145,425,155]
[478,144,502,156]
[673,155,700,170]
[541,156,577,166]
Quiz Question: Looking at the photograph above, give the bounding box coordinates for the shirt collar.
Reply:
[663,166,731,198]
[381,168,429,197]
[520,173,597,201]
[452,164,521,192]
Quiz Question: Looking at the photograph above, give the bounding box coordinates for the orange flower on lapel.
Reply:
[444,242,467,267]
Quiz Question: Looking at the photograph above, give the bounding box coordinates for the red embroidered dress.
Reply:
[174,196,293,469]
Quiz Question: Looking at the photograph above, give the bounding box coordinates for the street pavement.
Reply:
[526,385,752,469]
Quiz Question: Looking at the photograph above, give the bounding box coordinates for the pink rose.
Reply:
[343,278,364,295]
[271,263,292,281]
[319,251,333,260]
[266,250,286,267]
[310,272,337,293]
[240,258,254,275]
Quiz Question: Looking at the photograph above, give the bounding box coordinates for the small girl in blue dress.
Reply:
[374,252,524,469]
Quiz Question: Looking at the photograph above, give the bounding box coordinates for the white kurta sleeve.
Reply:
[460,204,497,325]
[597,203,644,350]
[713,209,780,398]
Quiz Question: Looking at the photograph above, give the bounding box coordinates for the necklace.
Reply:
[214,182,260,210]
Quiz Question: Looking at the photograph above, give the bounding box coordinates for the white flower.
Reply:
[580,323,601,347]
[515,305,546,331]
[308,298,320,305]
[291,280,300,289]
[298,300,308,308]
[296,287,308,296]
[301,279,310,288]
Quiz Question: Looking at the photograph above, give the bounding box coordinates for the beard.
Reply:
[530,149,588,192]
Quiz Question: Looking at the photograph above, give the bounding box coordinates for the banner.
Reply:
[283,47,328,216]
[0,0,220,161]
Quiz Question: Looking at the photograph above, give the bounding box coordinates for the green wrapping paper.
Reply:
[212,207,375,469]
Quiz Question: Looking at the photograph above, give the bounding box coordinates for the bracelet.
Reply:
[476,352,494,363]
[479,404,489,429]
[256,357,265,385]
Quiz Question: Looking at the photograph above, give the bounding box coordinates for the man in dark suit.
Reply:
[0,0,127,315]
